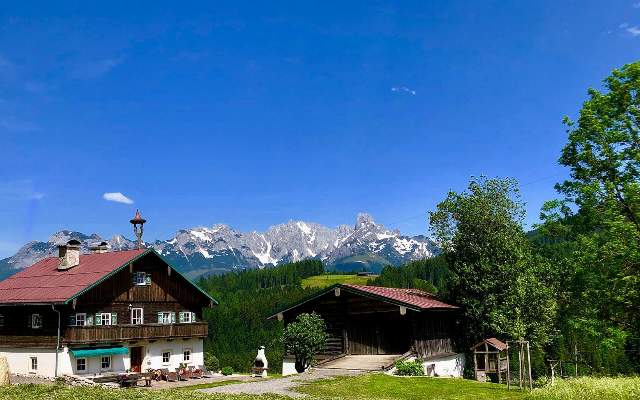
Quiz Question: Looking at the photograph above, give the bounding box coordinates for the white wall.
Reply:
[386,353,465,378]
[0,348,58,377]
[282,356,298,376]
[143,338,204,371]
[0,338,205,377]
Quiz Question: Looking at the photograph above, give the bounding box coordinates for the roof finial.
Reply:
[129,210,147,250]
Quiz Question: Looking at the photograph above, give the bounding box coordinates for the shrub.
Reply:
[204,352,220,372]
[283,312,328,373]
[221,366,234,376]
[394,359,424,376]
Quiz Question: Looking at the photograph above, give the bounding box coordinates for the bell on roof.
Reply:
[130,210,147,250]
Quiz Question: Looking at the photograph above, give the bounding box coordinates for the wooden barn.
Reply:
[269,284,464,375]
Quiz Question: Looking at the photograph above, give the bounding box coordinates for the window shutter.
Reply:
[95,312,103,326]
[157,312,163,324]
[191,312,196,322]
[68,315,76,326]
[111,313,117,325]
[132,272,137,284]
[87,314,94,326]
[178,312,184,323]
[27,314,32,328]
[145,274,151,285]
[171,312,176,324]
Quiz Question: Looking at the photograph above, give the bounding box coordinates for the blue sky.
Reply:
[0,1,639,257]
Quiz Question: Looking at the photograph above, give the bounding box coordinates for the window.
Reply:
[179,311,192,323]
[76,358,86,372]
[158,312,173,324]
[96,313,112,326]
[31,314,42,329]
[101,356,111,370]
[131,308,143,325]
[183,349,191,362]
[29,357,37,372]
[133,272,150,286]
[75,313,86,326]
[162,351,171,364]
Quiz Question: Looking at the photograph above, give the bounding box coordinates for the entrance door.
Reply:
[130,346,143,372]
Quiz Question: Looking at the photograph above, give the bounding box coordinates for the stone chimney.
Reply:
[89,241,109,254]
[58,239,81,270]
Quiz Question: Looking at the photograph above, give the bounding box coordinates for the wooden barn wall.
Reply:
[410,311,455,357]
[283,290,457,357]
[71,253,208,324]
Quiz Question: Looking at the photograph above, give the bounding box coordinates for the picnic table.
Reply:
[117,372,153,387]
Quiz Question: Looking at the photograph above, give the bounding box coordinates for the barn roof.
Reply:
[268,283,458,319]
[0,248,218,305]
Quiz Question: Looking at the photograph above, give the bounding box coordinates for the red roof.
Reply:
[0,249,147,304]
[343,284,459,310]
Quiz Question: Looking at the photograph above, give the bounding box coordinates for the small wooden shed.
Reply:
[471,338,508,382]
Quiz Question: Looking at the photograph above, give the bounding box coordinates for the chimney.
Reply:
[89,241,109,254]
[58,239,81,270]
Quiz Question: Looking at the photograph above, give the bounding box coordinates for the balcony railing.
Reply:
[63,322,208,344]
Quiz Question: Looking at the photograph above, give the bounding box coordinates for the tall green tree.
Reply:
[430,177,556,349]
[540,62,640,373]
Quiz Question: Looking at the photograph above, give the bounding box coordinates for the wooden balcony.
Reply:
[63,322,208,344]
[0,335,58,348]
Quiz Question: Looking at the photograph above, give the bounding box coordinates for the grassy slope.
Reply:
[301,274,376,288]
[527,377,640,400]
[297,374,524,400]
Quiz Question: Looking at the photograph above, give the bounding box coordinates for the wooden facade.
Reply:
[0,250,213,349]
[276,286,458,358]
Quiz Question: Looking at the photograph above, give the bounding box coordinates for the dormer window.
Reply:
[133,272,151,286]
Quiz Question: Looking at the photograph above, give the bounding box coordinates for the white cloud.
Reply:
[627,26,640,36]
[620,23,629,28]
[103,192,134,204]
[633,2,640,8]
[0,180,44,200]
[71,57,124,80]
[391,86,416,95]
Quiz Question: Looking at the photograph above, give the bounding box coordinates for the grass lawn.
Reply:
[172,379,242,391]
[297,374,525,400]
[527,377,640,400]
[301,274,376,288]
[1,375,638,400]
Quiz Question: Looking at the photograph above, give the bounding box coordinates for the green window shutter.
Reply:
[132,273,137,284]
[157,312,163,324]
[95,312,102,326]
[178,312,184,323]
[111,313,117,325]
[87,315,94,326]
[171,312,176,324]
[68,315,76,326]
[191,312,196,322]
[145,274,151,285]
[27,314,32,328]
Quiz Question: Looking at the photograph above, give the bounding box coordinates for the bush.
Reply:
[204,352,220,372]
[283,312,328,373]
[394,359,424,376]
[221,366,234,376]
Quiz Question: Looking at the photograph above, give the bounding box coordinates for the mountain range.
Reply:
[0,213,438,280]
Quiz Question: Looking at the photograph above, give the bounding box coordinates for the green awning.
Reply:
[70,346,129,358]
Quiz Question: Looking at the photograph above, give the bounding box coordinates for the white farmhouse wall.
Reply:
[386,353,465,378]
[0,338,204,377]
[0,348,58,377]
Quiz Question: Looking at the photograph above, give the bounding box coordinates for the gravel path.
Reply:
[199,368,366,397]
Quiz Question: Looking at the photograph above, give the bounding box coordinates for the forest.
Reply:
[197,62,640,378]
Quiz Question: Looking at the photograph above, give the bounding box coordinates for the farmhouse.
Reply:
[0,228,216,377]
[270,283,464,376]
